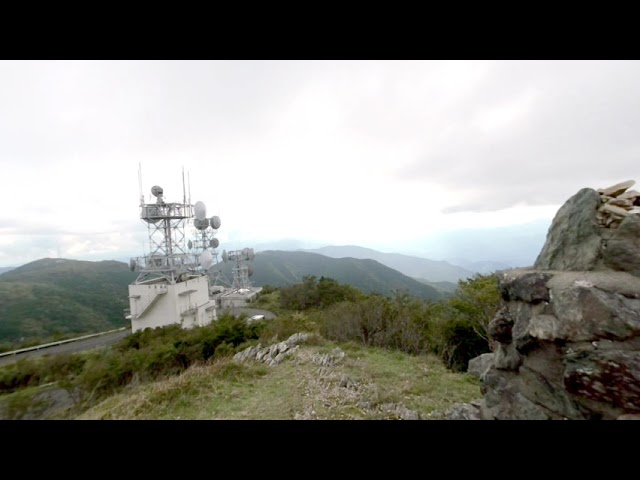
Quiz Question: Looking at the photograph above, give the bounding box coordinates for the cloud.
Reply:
[3,60,640,266]
[395,61,640,212]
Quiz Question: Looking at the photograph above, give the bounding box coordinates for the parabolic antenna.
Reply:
[199,250,213,270]
[129,258,137,271]
[222,250,228,263]
[210,216,221,229]
[194,218,209,230]
[209,238,219,249]
[194,201,207,221]
[151,185,163,197]
[188,240,193,250]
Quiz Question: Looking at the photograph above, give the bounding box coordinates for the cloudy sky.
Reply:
[1,60,639,267]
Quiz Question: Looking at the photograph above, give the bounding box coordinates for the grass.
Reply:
[78,339,480,420]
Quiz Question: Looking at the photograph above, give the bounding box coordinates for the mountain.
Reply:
[414,279,458,296]
[0,267,15,276]
[302,245,475,283]
[0,258,136,347]
[445,259,512,274]
[216,250,442,300]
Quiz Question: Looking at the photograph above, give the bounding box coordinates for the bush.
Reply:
[279,276,362,311]
[0,359,42,394]
[258,311,319,343]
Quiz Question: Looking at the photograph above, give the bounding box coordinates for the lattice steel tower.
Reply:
[222,248,256,291]
[130,185,196,284]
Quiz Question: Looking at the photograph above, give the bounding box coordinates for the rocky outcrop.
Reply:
[470,181,640,420]
[233,332,312,366]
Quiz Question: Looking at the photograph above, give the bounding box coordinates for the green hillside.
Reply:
[218,250,441,300]
[0,258,136,348]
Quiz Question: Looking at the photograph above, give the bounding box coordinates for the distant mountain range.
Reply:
[444,259,512,275]
[0,258,136,346]
[302,245,477,283]
[0,267,15,276]
[216,250,442,300]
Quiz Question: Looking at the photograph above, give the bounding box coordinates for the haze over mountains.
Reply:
[303,246,477,283]
[247,219,549,272]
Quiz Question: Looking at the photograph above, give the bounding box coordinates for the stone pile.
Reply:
[596,180,640,228]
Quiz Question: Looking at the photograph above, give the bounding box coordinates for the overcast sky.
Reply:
[1,60,639,267]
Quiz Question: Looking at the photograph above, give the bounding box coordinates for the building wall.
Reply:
[129,276,216,333]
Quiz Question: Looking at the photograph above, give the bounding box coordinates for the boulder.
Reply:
[534,188,602,271]
[603,214,640,277]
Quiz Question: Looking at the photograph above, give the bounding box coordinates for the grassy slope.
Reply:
[78,339,480,420]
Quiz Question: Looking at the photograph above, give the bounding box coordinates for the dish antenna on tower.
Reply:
[209,238,220,249]
[199,250,213,270]
[151,185,164,204]
[194,201,207,221]
[210,216,221,230]
[194,218,210,230]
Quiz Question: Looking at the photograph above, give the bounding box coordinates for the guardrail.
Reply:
[0,327,129,358]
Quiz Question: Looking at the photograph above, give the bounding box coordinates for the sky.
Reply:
[1,60,639,267]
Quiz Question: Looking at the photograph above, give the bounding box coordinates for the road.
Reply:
[0,329,131,367]
[0,308,276,367]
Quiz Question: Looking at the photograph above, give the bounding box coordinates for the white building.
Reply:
[129,275,217,333]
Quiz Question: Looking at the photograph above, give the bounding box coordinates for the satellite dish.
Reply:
[129,258,137,271]
[247,265,254,277]
[199,250,213,270]
[187,240,193,250]
[222,250,228,263]
[209,238,219,249]
[194,201,207,221]
[194,218,209,230]
[151,185,163,197]
[210,216,221,229]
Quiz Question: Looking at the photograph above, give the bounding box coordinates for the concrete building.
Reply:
[129,275,217,333]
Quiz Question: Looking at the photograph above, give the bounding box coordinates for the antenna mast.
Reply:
[138,163,144,205]
[182,167,187,206]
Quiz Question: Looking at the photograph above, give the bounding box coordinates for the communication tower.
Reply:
[222,248,256,291]
[127,169,218,333]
